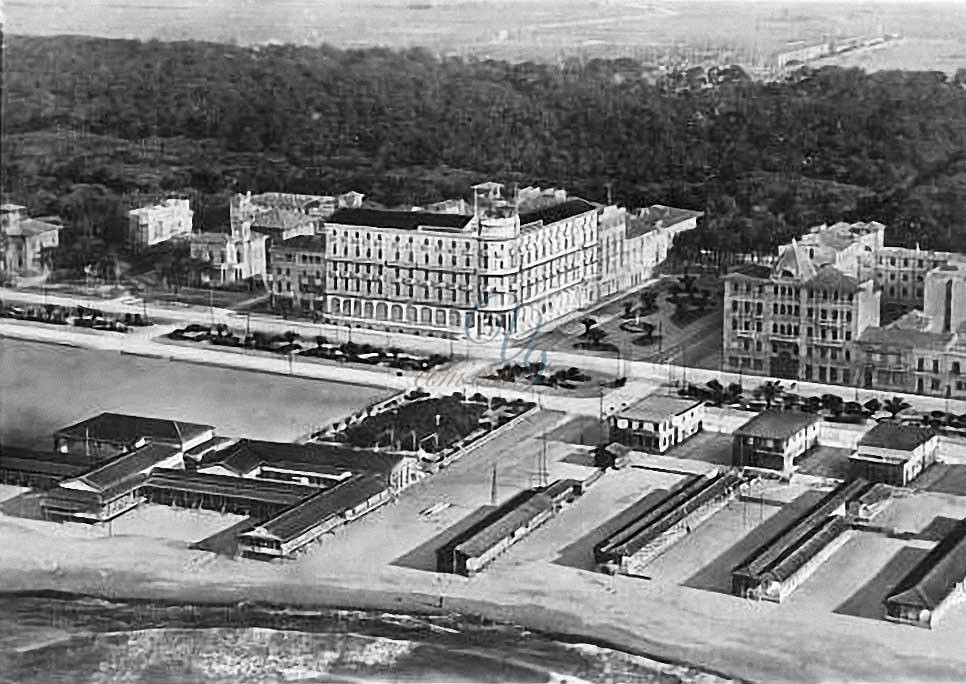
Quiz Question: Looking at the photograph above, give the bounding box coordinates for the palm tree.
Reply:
[756,380,784,410]
[705,379,724,405]
[883,396,911,419]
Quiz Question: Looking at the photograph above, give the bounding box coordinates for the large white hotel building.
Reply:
[322,182,600,339]
[266,182,699,340]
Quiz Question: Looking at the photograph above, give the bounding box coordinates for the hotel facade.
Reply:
[268,183,698,340]
[320,183,601,339]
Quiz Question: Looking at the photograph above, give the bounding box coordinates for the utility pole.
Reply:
[490,463,498,505]
[208,285,214,326]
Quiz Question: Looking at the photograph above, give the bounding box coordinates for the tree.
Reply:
[586,327,608,345]
[883,396,911,419]
[863,398,882,415]
[755,380,783,410]
[705,379,724,406]
[315,335,328,347]
[580,317,597,338]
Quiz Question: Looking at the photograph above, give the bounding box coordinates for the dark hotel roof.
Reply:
[272,235,325,252]
[858,422,936,452]
[55,413,213,448]
[887,517,966,610]
[734,411,820,440]
[519,199,596,227]
[327,208,473,231]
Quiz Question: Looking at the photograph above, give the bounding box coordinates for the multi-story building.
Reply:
[230,191,356,270]
[189,213,268,285]
[322,182,600,339]
[1,203,62,278]
[873,246,954,308]
[858,259,966,398]
[849,422,939,486]
[608,395,704,454]
[269,235,326,312]
[732,411,821,475]
[724,218,966,398]
[127,198,193,252]
[597,203,628,299]
[723,231,881,383]
[623,205,701,291]
[232,190,364,231]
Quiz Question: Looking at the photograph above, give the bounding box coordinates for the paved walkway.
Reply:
[6,285,966,417]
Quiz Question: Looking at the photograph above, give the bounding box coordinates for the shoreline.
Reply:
[0,577,742,684]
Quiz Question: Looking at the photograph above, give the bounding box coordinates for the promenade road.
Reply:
[6,285,966,417]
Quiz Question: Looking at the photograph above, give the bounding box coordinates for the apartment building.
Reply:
[322,182,600,339]
[1,203,62,278]
[623,205,701,291]
[269,235,326,311]
[231,190,364,232]
[189,217,268,284]
[608,395,705,454]
[597,203,628,299]
[723,230,881,383]
[873,246,954,307]
[127,198,193,252]
[858,259,966,398]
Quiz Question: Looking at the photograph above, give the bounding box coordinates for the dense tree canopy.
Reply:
[2,35,966,266]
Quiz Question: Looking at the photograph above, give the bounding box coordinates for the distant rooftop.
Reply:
[200,439,403,479]
[627,205,702,238]
[859,422,936,451]
[5,217,63,238]
[245,473,388,543]
[616,395,703,423]
[725,263,773,280]
[887,517,966,611]
[55,413,214,449]
[327,208,473,231]
[273,235,325,252]
[734,411,820,440]
[73,442,180,492]
[858,326,953,351]
[518,198,596,227]
[129,198,189,215]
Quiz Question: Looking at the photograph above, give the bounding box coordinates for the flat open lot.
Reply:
[108,504,248,544]
[0,338,393,448]
[645,481,820,589]
[491,466,686,573]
